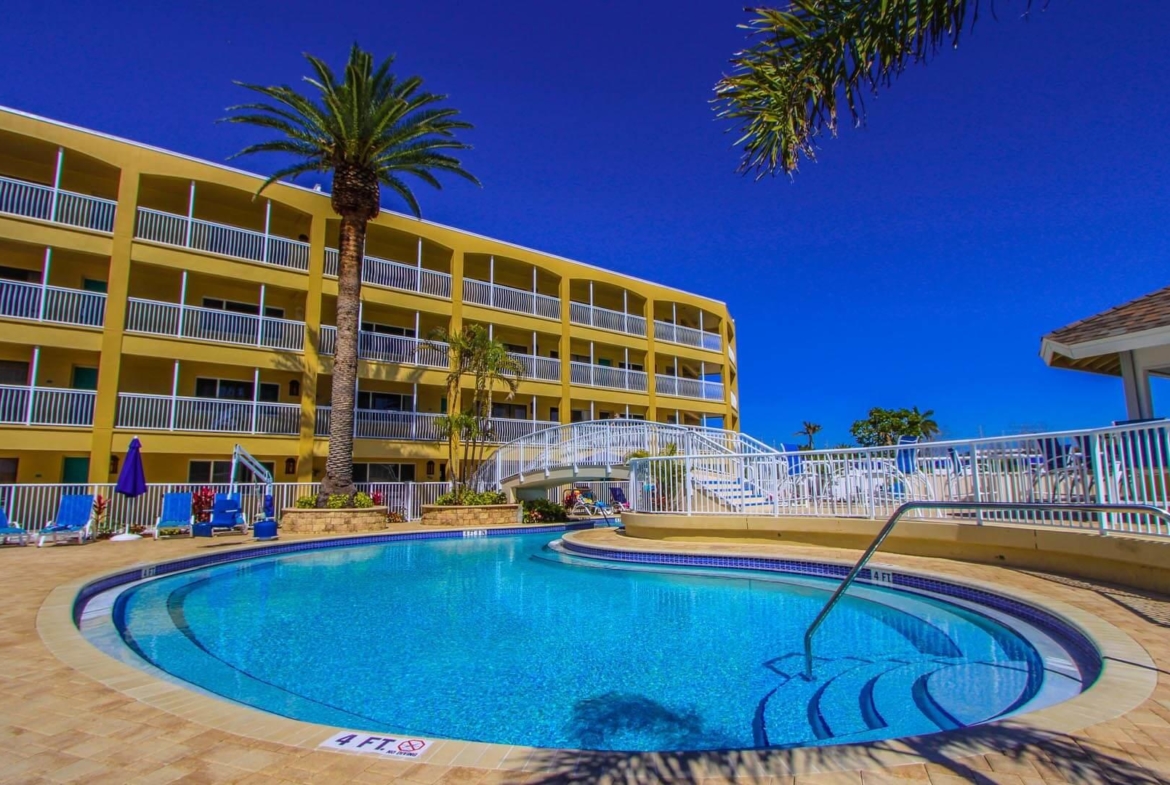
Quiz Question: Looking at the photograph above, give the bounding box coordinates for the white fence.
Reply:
[135,208,310,271]
[0,481,458,533]
[653,320,721,351]
[318,327,449,369]
[0,386,95,426]
[463,278,561,320]
[628,421,1170,538]
[324,248,452,299]
[116,394,301,435]
[655,374,725,401]
[569,301,647,337]
[315,408,557,444]
[511,352,561,382]
[0,175,116,233]
[0,279,106,327]
[125,298,305,352]
[571,362,649,392]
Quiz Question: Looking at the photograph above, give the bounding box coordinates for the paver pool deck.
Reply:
[3,524,1170,784]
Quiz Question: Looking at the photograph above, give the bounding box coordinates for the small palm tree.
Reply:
[224,45,478,499]
[906,406,940,441]
[466,333,524,474]
[715,2,1037,175]
[795,421,822,450]
[427,325,482,487]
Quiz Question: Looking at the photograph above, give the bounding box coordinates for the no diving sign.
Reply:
[319,731,433,759]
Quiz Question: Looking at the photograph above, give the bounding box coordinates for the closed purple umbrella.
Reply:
[111,437,147,541]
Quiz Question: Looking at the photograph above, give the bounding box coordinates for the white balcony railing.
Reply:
[315,407,556,443]
[655,374,725,401]
[0,279,106,328]
[0,175,117,233]
[116,393,300,435]
[654,320,722,352]
[510,352,561,382]
[135,208,310,271]
[569,301,648,337]
[463,278,561,320]
[570,361,649,392]
[318,327,449,369]
[125,298,305,352]
[324,248,452,299]
[0,385,96,427]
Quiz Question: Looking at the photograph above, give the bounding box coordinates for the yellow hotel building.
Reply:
[0,106,739,487]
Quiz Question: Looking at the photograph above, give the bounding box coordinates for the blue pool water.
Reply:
[109,532,1090,751]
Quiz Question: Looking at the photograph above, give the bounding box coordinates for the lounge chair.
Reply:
[0,506,29,546]
[37,494,95,547]
[567,487,613,518]
[155,492,194,539]
[609,486,631,511]
[210,493,249,535]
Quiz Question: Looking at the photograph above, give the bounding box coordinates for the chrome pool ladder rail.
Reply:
[802,500,1170,680]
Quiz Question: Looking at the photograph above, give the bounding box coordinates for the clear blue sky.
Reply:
[3,1,1168,446]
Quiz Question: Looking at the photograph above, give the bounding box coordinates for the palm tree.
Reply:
[905,406,940,441]
[427,325,482,487]
[466,333,524,475]
[715,2,1036,175]
[224,45,478,499]
[795,421,822,450]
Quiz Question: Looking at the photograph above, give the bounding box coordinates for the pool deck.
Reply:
[4,524,1170,784]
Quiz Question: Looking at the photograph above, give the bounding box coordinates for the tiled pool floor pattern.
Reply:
[3,525,1170,784]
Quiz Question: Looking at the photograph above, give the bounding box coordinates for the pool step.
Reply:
[758,655,871,747]
[808,659,912,740]
[921,661,1033,726]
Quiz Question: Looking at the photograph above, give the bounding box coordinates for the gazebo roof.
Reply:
[1041,284,1170,376]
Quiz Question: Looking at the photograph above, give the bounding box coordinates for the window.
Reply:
[82,279,108,293]
[353,463,416,483]
[188,460,274,484]
[202,297,283,319]
[0,361,29,385]
[0,266,39,283]
[549,407,559,421]
[598,411,613,420]
[361,321,415,338]
[570,354,591,364]
[491,402,527,420]
[0,458,17,484]
[549,350,559,359]
[597,359,613,367]
[195,377,280,402]
[357,391,412,411]
[571,410,586,423]
[620,362,644,372]
[503,343,528,355]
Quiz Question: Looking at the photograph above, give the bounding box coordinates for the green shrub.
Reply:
[157,527,186,537]
[353,492,374,509]
[295,495,317,509]
[325,494,350,509]
[435,489,507,506]
[523,498,567,523]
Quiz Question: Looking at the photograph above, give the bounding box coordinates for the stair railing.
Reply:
[803,500,1170,680]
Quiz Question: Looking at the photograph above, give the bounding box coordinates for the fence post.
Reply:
[684,455,693,516]
[407,482,415,521]
[1091,432,1109,535]
[970,442,983,525]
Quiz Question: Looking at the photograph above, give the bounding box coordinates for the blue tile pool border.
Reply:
[72,522,594,627]
[558,538,1103,681]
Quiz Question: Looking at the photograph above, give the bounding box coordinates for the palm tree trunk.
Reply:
[321,213,365,500]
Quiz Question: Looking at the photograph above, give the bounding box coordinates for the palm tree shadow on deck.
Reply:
[514,720,1167,784]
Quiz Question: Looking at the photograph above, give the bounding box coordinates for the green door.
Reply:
[82,279,108,293]
[62,457,89,484]
[71,367,99,390]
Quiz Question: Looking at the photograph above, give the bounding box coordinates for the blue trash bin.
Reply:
[253,519,278,540]
[193,522,214,538]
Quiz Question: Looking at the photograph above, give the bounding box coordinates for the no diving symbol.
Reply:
[398,739,426,753]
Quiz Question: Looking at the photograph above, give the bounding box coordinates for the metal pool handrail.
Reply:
[802,500,1170,679]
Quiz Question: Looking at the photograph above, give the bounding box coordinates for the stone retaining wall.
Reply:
[279,507,389,534]
[420,504,522,527]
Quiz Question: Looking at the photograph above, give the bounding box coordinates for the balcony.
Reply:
[510,352,561,383]
[463,278,561,320]
[570,362,649,393]
[0,175,117,233]
[116,393,301,436]
[731,390,739,410]
[0,385,95,427]
[134,208,310,271]
[653,320,722,352]
[324,248,452,299]
[125,298,306,352]
[315,407,556,443]
[0,279,106,328]
[569,301,647,338]
[655,374,725,401]
[319,327,449,369]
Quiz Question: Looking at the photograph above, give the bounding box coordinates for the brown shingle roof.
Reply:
[1045,284,1170,347]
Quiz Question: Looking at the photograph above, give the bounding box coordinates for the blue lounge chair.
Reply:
[210,493,248,535]
[155,492,194,539]
[0,505,29,546]
[609,486,631,510]
[37,494,95,547]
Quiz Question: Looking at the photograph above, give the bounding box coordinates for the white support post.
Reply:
[185,181,196,247]
[672,302,677,325]
[169,361,180,431]
[489,256,495,307]
[531,331,537,355]
[589,341,595,386]
[532,266,537,293]
[262,200,272,263]
[257,285,266,346]
[38,247,52,321]
[590,400,595,421]
[624,347,630,389]
[414,311,420,341]
[623,290,629,333]
[177,270,188,337]
[251,368,260,434]
[49,147,64,222]
[532,395,537,423]
[588,282,594,326]
[412,383,419,440]
[699,311,705,334]
[417,238,423,270]
[25,346,40,425]
[700,361,706,398]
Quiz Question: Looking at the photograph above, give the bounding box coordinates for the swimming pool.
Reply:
[97,530,1096,752]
